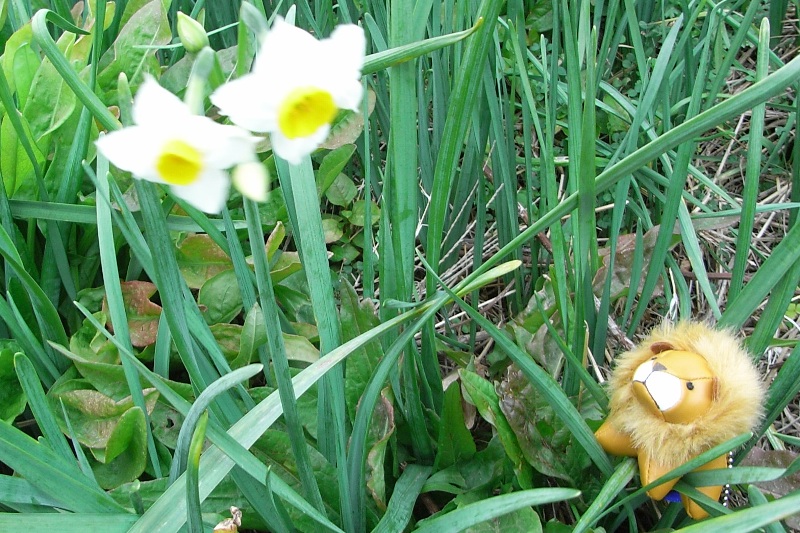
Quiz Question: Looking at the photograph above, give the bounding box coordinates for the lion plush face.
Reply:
[631,349,717,424]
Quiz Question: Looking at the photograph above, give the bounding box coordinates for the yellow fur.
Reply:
[604,321,765,468]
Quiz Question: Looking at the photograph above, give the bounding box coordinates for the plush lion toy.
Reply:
[595,321,765,519]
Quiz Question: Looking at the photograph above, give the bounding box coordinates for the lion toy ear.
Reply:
[649,341,674,354]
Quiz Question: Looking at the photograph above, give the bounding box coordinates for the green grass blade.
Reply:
[186,410,209,533]
[363,21,482,75]
[414,488,581,533]
[243,198,325,512]
[0,514,136,531]
[373,465,432,533]
[170,364,263,484]
[95,154,163,478]
[31,9,118,132]
[573,458,636,533]
[730,18,770,300]
[718,219,800,329]
[0,420,127,513]
[277,155,350,526]
[425,0,503,281]
[13,353,73,462]
[453,44,800,300]
[419,254,614,476]
[678,490,800,533]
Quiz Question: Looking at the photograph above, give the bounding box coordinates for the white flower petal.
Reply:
[95,128,166,183]
[132,76,192,127]
[232,161,269,202]
[254,17,322,76]
[178,118,259,168]
[326,24,365,79]
[271,124,330,164]
[211,73,279,132]
[329,79,363,111]
[171,168,230,213]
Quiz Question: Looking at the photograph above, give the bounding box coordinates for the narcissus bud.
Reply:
[177,12,209,54]
[232,161,269,202]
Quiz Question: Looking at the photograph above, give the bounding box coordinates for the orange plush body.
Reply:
[595,322,765,519]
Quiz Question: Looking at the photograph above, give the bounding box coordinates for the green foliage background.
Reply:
[0,0,799,531]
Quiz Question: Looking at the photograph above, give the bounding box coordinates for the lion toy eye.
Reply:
[686,382,694,390]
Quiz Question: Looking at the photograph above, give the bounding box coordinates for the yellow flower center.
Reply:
[278,87,337,139]
[156,139,203,185]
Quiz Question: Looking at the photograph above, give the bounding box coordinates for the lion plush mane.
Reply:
[605,321,765,468]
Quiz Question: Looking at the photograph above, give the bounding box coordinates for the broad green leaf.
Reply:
[344,199,380,227]
[498,367,591,484]
[318,144,357,197]
[434,381,476,471]
[265,221,286,261]
[70,311,117,364]
[11,43,39,110]
[49,387,158,450]
[1,22,33,95]
[321,217,344,243]
[340,279,384,421]
[199,269,243,324]
[150,402,184,449]
[325,173,358,207]
[91,407,148,489]
[283,333,320,364]
[0,345,26,423]
[0,112,44,197]
[270,251,302,283]
[105,281,162,347]
[96,0,171,103]
[252,430,341,530]
[365,393,395,511]
[460,369,533,489]
[176,234,233,289]
[23,37,78,141]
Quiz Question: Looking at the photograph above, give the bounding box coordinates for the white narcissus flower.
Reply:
[96,77,259,213]
[210,17,365,164]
